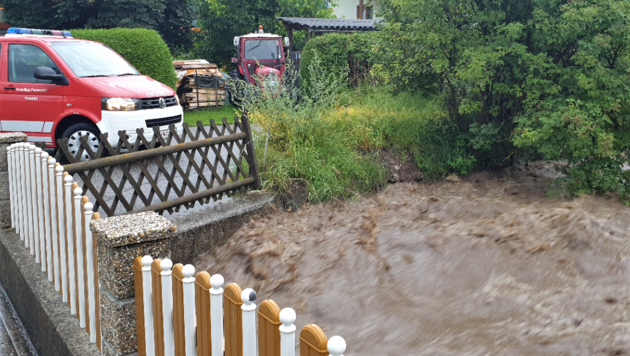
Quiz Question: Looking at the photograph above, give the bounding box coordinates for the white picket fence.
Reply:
[137,255,347,356]
[6,143,101,346]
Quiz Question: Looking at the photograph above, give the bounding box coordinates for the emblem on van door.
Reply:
[159,97,166,109]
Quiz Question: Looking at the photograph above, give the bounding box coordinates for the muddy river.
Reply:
[195,163,630,355]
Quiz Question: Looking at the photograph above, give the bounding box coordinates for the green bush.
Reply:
[72,28,177,89]
[300,32,377,92]
[376,0,630,200]
[229,55,386,202]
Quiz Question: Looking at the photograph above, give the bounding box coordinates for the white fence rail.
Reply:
[136,255,347,356]
[7,143,102,348]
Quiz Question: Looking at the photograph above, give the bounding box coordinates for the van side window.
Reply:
[9,44,60,84]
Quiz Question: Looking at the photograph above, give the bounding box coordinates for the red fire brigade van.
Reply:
[0,28,183,160]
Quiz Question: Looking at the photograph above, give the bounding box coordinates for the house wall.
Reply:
[332,0,380,19]
[334,0,358,19]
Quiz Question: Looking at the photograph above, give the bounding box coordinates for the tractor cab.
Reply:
[231,26,289,88]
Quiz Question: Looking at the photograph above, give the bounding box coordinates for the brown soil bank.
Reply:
[195,162,630,356]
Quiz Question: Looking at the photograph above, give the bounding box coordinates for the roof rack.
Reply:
[5,28,72,38]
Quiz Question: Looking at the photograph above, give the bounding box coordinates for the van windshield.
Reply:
[50,41,139,78]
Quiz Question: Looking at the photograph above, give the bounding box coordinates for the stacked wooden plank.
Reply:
[173,60,227,110]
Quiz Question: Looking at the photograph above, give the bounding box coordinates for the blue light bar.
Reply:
[7,28,72,37]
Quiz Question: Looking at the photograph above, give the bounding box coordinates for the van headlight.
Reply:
[102,97,141,111]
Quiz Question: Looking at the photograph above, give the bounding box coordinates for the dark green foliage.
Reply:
[196,0,334,67]
[72,28,177,89]
[300,32,377,92]
[300,34,350,92]
[2,0,194,52]
[377,0,630,199]
[159,0,195,50]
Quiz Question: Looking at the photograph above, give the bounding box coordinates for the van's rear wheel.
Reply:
[60,123,100,162]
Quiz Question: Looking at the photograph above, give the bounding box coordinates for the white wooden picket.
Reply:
[7,142,101,346]
[140,255,348,356]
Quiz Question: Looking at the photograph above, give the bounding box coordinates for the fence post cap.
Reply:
[141,255,153,268]
[279,308,296,326]
[41,151,49,158]
[48,157,56,165]
[0,132,27,144]
[64,175,73,183]
[241,288,257,305]
[182,264,195,278]
[29,145,35,151]
[160,258,173,272]
[34,147,42,154]
[327,336,346,355]
[74,187,82,196]
[84,202,93,212]
[55,165,64,173]
[210,274,224,289]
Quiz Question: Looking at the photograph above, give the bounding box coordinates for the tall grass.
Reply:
[231,59,450,202]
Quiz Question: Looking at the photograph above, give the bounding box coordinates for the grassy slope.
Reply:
[183,104,241,126]
[253,86,447,201]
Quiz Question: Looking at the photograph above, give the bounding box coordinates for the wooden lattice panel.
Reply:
[56,116,260,217]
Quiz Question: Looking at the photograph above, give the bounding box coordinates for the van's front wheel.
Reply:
[60,123,101,162]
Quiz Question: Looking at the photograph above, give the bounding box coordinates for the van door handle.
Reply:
[4,87,15,90]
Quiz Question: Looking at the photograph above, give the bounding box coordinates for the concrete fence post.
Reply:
[327,336,346,356]
[241,288,257,356]
[91,212,176,356]
[279,308,297,356]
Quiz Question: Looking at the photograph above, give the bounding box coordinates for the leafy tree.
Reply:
[159,0,195,50]
[197,0,335,66]
[2,0,194,51]
[376,0,630,199]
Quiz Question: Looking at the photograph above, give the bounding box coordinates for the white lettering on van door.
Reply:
[16,88,48,93]
[24,96,38,101]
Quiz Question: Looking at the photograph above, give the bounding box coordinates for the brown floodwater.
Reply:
[195,162,630,356]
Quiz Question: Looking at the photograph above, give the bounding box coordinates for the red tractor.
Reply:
[229,26,290,102]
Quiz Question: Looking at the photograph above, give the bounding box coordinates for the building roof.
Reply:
[277,17,378,32]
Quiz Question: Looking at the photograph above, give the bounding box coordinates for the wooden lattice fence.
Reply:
[55,115,261,217]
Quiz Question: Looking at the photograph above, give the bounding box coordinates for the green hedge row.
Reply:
[72,28,177,89]
[300,32,376,91]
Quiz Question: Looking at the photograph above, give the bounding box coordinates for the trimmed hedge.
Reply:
[300,32,376,91]
[72,28,177,89]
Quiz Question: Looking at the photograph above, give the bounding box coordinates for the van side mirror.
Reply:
[231,57,239,64]
[34,67,63,82]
